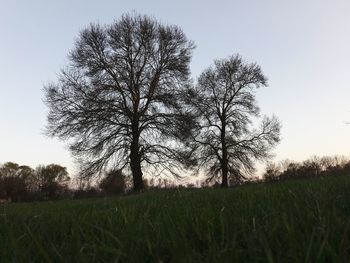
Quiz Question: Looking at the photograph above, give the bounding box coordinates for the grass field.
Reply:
[1,175,350,262]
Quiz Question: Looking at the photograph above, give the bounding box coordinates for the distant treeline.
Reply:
[0,162,127,202]
[263,155,350,182]
[0,162,70,202]
[0,163,199,203]
[1,155,349,203]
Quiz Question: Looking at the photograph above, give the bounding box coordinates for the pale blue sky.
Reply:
[0,0,349,175]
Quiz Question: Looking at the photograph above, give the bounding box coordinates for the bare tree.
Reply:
[263,162,281,182]
[44,13,194,191]
[181,55,281,187]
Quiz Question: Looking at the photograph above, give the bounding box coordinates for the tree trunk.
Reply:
[220,120,229,188]
[221,159,229,188]
[130,124,144,192]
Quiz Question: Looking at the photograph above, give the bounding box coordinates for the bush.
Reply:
[99,169,126,195]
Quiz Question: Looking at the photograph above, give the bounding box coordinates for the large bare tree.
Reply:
[44,13,194,191]
[182,55,281,187]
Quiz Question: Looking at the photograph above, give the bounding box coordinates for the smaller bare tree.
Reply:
[263,162,281,182]
[181,55,281,187]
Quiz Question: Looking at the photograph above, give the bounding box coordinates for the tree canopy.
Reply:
[44,13,194,191]
[181,55,281,187]
[0,162,69,201]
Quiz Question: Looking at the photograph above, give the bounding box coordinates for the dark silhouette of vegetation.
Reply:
[44,13,194,191]
[0,162,34,202]
[42,13,285,191]
[99,169,126,195]
[181,55,281,187]
[0,162,70,202]
[263,155,350,182]
[2,155,350,202]
[34,164,70,200]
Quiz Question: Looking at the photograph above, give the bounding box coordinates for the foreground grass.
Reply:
[1,176,350,262]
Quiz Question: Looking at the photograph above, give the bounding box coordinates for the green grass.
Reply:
[1,175,350,262]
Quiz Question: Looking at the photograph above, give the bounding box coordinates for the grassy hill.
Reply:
[1,175,350,262]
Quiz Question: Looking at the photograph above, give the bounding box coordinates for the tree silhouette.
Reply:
[34,164,70,199]
[44,13,194,191]
[99,169,126,195]
[182,55,281,187]
[0,162,34,201]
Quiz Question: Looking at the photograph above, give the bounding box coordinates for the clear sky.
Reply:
[0,0,349,176]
